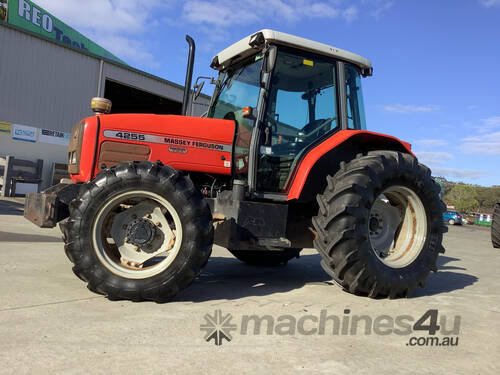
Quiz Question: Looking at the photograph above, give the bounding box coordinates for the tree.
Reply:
[433,176,455,198]
[443,183,479,212]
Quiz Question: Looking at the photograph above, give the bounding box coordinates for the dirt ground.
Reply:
[0,198,498,374]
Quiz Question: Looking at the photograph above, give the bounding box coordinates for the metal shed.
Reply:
[0,20,208,191]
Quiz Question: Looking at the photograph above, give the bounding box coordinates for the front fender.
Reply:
[286,130,413,201]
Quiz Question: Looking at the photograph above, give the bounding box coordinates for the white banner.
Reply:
[12,124,37,143]
[38,128,70,146]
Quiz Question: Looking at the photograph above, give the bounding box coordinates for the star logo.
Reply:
[200,310,237,346]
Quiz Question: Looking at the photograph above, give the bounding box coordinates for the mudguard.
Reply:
[286,130,413,200]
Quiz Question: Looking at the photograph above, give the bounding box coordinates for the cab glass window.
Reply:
[345,64,366,130]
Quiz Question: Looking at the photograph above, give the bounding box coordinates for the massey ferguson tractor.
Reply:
[25,30,446,302]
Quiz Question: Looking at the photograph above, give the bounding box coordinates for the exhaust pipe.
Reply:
[182,35,196,116]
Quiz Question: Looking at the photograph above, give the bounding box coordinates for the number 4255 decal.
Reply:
[114,132,145,141]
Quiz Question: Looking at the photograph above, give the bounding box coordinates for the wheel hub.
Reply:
[368,186,427,268]
[126,218,156,248]
[98,198,182,278]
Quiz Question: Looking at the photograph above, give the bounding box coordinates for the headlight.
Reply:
[68,121,84,174]
[69,151,77,164]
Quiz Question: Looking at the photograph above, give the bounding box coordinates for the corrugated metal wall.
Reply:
[0,24,99,131]
[0,23,209,133]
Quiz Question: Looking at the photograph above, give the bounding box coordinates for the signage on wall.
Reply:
[12,123,37,142]
[6,0,126,64]
[38,128,70,146]
[0,121,11,135]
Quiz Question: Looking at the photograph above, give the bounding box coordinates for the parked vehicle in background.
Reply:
[443,211,463,225]
[492,203,499,248]
[461,215,474,225]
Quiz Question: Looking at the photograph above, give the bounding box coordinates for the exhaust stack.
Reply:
[182,35,196,116]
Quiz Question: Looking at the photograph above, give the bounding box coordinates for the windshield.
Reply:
[208,56,263,120]
[208,56,263,178]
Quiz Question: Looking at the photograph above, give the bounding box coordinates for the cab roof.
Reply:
[211,29,373,76]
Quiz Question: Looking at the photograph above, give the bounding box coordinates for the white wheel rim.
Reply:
[92,191,183,279]
[368,186,427,268]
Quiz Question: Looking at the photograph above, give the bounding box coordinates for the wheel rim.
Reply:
[92,191,183,279]
[368,185,427,268]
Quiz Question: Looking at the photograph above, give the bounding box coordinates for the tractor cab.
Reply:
[206,30,371,196]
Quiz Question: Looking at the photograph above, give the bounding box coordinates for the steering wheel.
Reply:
[223,111,236,121]
[300,117,336,140]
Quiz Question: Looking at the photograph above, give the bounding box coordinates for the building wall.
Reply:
[0,22,210,192]
[0,24,99,132]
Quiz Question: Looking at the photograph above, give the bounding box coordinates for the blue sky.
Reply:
[36,0,500,186]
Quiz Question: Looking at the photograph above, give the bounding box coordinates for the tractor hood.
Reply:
[98,114,235,146]
[70,114,236,183]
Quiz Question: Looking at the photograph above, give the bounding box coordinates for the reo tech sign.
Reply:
[7,0,124,64]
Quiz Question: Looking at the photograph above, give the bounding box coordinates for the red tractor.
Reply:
[25,30,446,302]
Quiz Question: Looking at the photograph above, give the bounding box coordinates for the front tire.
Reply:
[448,219,455,225]
[60,161,213,302]
[312,151,446,298]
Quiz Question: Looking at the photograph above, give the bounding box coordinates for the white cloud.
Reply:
[182,0,347,27]
[480,0,500,7]
[415,151,453,166]
[34,0,168,66]
[461,130,500,155]
[413,139,448,148]
[36,0,167,33]
[431,167,485,180]
[480,116,500,131]
[362,0,394,19]
[383,104,441,113]
[95,35,159,68]
[342,6,359,22]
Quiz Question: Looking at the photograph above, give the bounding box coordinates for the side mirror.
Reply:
[190,76,217,116]
[193,81,205,100]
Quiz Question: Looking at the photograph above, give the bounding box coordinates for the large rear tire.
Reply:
[492,203,500,249]
[60,161,213,302]
[228,249,301,266]
[312,151,446,298]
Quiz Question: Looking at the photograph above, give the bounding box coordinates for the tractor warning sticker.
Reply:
[103,131,232,153]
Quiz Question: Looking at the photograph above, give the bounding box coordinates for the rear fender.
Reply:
[286,130,413,201]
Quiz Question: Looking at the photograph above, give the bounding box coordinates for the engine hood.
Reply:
[71,114,237,183]
[98,114,235,145]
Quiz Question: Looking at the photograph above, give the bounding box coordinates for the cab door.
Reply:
[255,48,339,194]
